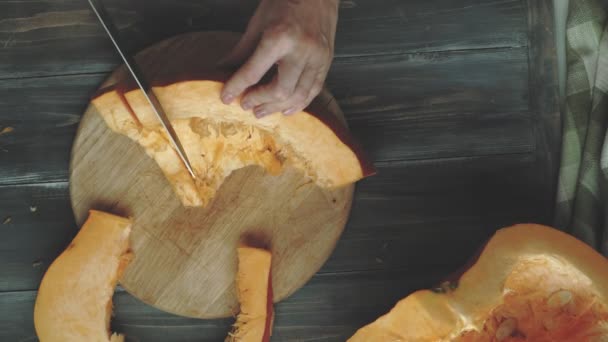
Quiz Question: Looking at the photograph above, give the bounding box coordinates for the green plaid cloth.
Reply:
[555,0,608,254]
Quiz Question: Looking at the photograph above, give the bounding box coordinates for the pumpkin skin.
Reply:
[348,224,608,341]
[226,246,274,342]
[34,210,133,342]
[91,31,375,208]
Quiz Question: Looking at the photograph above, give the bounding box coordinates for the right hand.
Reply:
[219,0,340,118]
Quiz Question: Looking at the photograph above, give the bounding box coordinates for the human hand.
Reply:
[219,0,339,118]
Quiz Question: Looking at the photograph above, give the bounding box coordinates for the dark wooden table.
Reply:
[0,1,559,341]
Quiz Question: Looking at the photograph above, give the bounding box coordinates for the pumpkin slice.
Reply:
[34,210,133,342]
[348,224,608,341]
[91,31,375,207]
[226,245,274,342]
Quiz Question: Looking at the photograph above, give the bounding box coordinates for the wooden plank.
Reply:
[113,0,529,57]
[526,0,561,224]
[0,73,106,185]
[0,0,527,79]
[0,290,37,341]
[0,269,448,342]
[331,47,532,162]
[322,153,549,273]
[0,47,532,186]
[0,0,560,341]
[0,153,548,293]
[331,48,529,117]
[118,0,528,56]
[335,0,527,57]
[0,182,76,293]
[0,1,122,79]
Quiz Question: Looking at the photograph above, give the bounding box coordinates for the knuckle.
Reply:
[268,22,291,36]
[292,103,306,113]
[302,34,333,53]
[304,86,322,106]
[299,33,317,48]
[292,89,308,103]
[299,35,327,58]
[293,102,307,114]
[240,71,259,85]
[241,93,257,106]
[310,82,323,98]
[303,96,314,108]
[264,24,294,47]
[294,90,313,109]
[316,46,332,60]
[272,86,290,101]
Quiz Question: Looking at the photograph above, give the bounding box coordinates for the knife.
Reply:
[87,0,196,179]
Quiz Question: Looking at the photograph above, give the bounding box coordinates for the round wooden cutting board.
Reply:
[69,32,354,319]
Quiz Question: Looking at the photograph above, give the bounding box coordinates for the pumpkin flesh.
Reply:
[227,246,274,342]
[34,210,133,342]
[91,31,374,208]
[348,224,608,341]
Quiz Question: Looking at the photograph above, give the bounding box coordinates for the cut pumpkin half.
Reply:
[348,224,608,341]
[34,210,133,342]
[226,245,274,342]
[91,31,375,207]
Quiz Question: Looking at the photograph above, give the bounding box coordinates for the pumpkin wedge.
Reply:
[349,224,608,341]
[227,246,274,342]
[34,210,133,342]
[91,31,375,207]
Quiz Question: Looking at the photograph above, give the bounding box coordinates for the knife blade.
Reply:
[87,0,196,179]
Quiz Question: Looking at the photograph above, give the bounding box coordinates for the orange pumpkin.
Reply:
[348,224,608,341]
[91,32,374,208]
[227,245,274,342]
[34,210,133,342]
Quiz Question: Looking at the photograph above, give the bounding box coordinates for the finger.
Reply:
[221,37,287,105]
[252,65,313,118]
[282,66,321,115]
[241,59,306,110]
[252,100,288,119]
[301,70,327,112]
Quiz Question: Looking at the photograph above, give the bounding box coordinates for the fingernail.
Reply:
[221,93,235,104]
[242,101,253,110]
[283,107,296,115]
[254,108,267,118]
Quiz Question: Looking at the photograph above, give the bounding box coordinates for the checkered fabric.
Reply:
[555,0,608,254]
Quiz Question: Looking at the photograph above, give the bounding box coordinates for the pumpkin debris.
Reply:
[34,210,132,342]
[495,318,517,341]
[0,126,13,136]
[226,245,274,342]
[348,224,608,341]
[547,289,573,310]
[91,31,374,208]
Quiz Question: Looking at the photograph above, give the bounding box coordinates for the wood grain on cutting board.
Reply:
[69,31,355,319]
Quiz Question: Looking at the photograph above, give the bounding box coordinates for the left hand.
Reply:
[219,0,339,118]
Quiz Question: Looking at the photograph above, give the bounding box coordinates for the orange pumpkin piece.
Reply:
[34,210,133,342]
[348,224,608,341]
[91,31,374,208]
[227,246,274,342]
